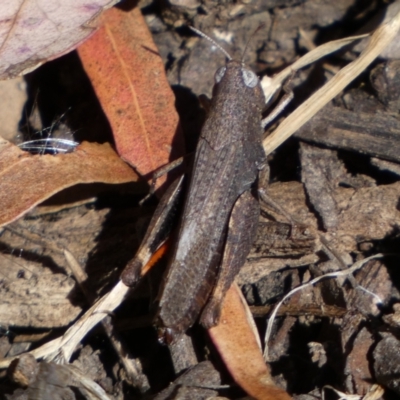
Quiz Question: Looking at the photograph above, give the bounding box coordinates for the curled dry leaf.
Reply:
[77,6,184,187]
[208,284,292,400]
[0,140,138,227]
[0,0,120,80]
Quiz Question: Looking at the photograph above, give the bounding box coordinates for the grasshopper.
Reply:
[122,29,270,336]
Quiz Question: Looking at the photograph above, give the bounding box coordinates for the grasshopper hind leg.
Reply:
[200,189,260,329]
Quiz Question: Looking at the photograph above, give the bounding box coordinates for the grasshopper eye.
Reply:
[242,69,258,88]
[215,67,226,83]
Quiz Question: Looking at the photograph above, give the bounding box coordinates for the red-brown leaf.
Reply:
[208,284,292,400]
[77,6,183,184]
[0,140,138,227]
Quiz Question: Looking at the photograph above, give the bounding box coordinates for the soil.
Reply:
[1,0,400,399]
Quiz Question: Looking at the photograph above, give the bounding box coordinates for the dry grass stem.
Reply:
[262,10,400,155]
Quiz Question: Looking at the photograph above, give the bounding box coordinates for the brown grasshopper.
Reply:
[122,29,275,336]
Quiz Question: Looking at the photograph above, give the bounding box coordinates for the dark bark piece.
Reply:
[168,333,198,375]
[370,60,400,112]
[314,260,347,308]
[0,336,13,360]
[340,312,364,354]
[373,334,400,395]
[7,348,113,400]
[267,316,297,363]
[165,386,218,400]
[71,345,112,393]
[26,363,76,400]
[250,220,317,259]
[8,355,75,400]
[153,361,221,400]
[343,327,374,395]
[341,87,385,115]
[8,354,39,388]
[295,106,400,163]
[238,218,319,286]
[300,143,346,230]
[266,269,301,363]
[334,181,400,254]
[239,252,319,286]
[340,260,393,393]
[238,180,321,285]
[265,182,318,229]
[340,260,392,347]
[249,269,295,306]
[346,260,392,317]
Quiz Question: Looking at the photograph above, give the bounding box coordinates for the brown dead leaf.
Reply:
[77,5,183,185]
[208,284,292,400]
[0,140,138,227]
[0,0,119,80]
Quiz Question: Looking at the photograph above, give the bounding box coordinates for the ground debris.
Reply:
[1,0,400,399]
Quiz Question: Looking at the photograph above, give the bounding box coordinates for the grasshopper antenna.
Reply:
[189,26,232,61]
[241,23,265,63]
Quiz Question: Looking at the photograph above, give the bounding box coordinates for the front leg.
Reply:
[121,175,185,286]
[200,189,260,329]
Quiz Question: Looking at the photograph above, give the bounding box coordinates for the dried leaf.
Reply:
[208,284,292,400]
[0,140,138,227]
[0,0,119,80]
[77,6,183,183]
